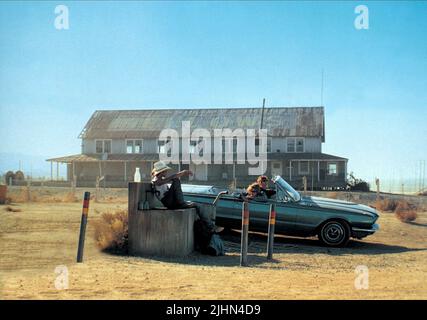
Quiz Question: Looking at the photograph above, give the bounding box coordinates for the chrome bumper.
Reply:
[352,223,379,235]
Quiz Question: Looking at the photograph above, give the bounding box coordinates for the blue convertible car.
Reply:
[182,176,379,247]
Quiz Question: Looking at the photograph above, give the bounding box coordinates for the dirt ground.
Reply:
[0,189,426,300]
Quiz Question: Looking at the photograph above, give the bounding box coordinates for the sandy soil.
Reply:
[0,195,426,300]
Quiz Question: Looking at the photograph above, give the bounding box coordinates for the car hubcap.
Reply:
[324,223,344,243]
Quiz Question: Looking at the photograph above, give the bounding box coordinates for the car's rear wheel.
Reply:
[318,220,350,247]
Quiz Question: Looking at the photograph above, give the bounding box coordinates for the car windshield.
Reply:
[272,176,301,202]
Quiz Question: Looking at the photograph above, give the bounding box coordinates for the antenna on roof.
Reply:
[321,68,324,106]
[260,98,266,130]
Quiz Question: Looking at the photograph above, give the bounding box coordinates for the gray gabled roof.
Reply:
[79,107,325,141]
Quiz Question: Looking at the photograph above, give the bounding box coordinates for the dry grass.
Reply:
[8,188,80,203]
[2,201,427,300]
[62,192,79,203]
[326,192,339,199]
[1,200,426,300]
[10,187,32,203]
[93,209,128,253]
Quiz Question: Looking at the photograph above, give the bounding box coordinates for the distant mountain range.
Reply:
[0,152,67,178]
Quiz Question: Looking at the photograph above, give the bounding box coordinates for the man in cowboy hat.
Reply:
[151,160,196,209]
[151,160,224,233]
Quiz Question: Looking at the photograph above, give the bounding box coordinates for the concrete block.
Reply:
[128,208,197,257]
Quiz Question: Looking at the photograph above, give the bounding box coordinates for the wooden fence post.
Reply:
[76,192,90,263]
[240,201,249,267]
[267,203,276,260]
[375,178,380,200]
[95,177,100,202]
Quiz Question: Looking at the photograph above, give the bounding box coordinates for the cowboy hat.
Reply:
[152,160,172,176]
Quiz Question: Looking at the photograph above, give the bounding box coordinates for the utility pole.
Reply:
[423,160,426,191]
[260,98,266,130]
[414,163,420,191]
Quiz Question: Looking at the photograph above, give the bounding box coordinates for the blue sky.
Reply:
[0,1,426,188]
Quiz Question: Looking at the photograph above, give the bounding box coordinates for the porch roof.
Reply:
[268,152,348,161]
[47,152,346,164]
[46,153,160,163]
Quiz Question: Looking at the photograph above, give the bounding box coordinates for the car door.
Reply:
[292,200,327,234]
[273,200,298,235]
[229,197,297,234]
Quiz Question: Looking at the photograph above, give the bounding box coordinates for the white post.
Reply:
[124,161,127,181]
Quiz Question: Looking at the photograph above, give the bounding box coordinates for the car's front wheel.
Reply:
[318,220,350,247]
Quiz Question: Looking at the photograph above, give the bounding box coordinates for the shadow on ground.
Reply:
[102,228,426,268]
[407,221,427,228]
[219,229,426,256]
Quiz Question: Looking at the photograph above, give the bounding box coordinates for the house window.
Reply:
[287,138,304,152]
[287,138,295,153]
[104,140,111,153]
[135,140,142,153]
[95,140,112,154]
[296,138,304,152]
[158,139,171,154]
[299,161,309,175]
[189,141,197,154]
[254,137,271,153]
[96,140,103,153]
[327,163,338,175]
[126,140,143,154]
[126,140,133,154]
[158,141,166,154]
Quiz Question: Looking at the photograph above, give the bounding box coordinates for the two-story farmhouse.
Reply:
[47,107,348,190]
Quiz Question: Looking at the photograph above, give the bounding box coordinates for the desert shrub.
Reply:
[395,201,418,223]
[93,209,128,253]
[375,198,419,223]
[375,198,398,212]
